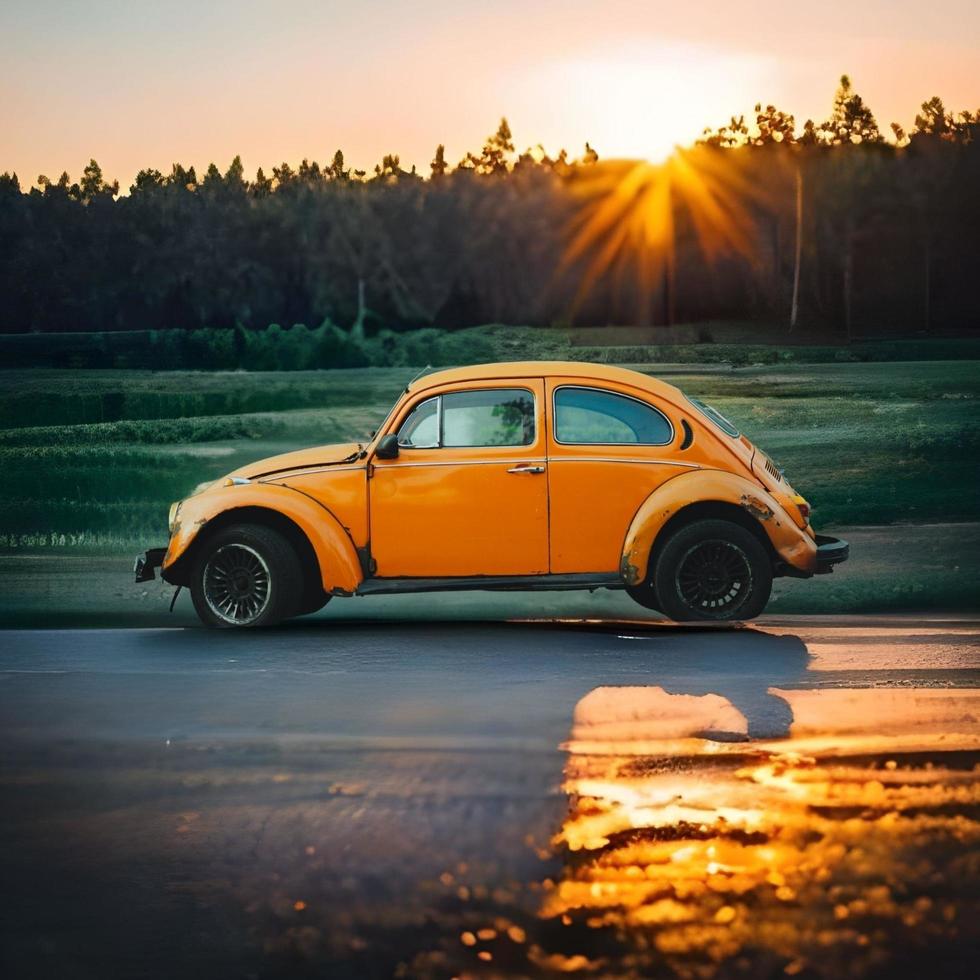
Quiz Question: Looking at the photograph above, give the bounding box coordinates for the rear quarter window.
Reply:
[554,387,673,445]
[687,396,740,438]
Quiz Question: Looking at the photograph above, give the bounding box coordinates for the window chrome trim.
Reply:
[375,457,547,470]
[374,456,699,471]
[277,456,700,475]
[548,457,698,468]
[551,385,675,447]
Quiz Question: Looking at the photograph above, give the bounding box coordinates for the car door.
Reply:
[369,379,549,577]
[545,378,691,574]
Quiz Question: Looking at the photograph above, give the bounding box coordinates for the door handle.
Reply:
[507,464,545,474]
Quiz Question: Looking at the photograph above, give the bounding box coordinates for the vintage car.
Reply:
[135,361,847,627]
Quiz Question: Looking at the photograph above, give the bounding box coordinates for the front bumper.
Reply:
[134,547,167,583]
[814,534,849,574]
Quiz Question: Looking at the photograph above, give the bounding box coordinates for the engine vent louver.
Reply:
[764,456,782,482]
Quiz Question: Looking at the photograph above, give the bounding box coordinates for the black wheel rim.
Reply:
[674,538,753,618]
[203,543,271,625]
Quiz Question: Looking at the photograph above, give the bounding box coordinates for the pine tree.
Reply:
[224,155,247,192]
[131,169,164,194]
[272,162,296,190]
[251,167,273,197]
[430,144,448,178]
[823,75,882,144]
[328,149,349,180]
[79,159,118,201]
[478,118,514,174]
[202,162,223,188]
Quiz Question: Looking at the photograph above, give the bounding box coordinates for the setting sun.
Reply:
[515,40,773,164]
[2,1,978,182]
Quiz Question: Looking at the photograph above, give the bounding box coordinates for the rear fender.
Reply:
[621,469,816,584]
[163,483,362,594]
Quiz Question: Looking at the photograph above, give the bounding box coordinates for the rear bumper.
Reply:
[815,534,849,574]
[134,547,167,583]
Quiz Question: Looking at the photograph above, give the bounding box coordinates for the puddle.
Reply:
[530,686,980,978]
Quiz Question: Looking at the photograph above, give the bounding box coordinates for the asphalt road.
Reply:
[1,617,978,979]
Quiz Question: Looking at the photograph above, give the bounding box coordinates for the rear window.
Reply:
[687,396,740,438]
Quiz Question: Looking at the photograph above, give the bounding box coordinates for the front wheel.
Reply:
[190,523,303,628]
[651,519,772,622]
[294,589,331,618]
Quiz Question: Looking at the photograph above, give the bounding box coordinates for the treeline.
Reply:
[1,79,978,336]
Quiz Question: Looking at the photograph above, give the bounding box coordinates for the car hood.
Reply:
[230,442,364,481]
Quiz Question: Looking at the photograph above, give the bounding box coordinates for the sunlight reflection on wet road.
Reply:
[0,619,977,978]
[538,685,980,978]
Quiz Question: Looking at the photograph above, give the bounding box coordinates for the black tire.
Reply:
[294,588,331,618]
[190,523,304,629]
[625,581,661,612]
[650,519,772,622]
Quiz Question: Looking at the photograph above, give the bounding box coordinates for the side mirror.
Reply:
[375,433,400,459]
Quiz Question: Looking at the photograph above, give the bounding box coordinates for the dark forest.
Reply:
[1,78,977,338]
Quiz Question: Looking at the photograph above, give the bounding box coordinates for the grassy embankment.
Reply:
[1,350,977,558]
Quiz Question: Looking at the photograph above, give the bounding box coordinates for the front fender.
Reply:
[163,483,363,594]
[620,469,817,584]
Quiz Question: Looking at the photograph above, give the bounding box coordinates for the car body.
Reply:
[135,361,847,626]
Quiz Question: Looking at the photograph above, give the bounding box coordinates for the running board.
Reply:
[355,572,624,596]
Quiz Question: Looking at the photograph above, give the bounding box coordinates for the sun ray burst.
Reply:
[562,146,776,322]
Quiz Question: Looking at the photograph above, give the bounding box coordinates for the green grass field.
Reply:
[0,359,977,557]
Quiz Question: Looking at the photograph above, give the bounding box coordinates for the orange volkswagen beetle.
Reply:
[135,362,847,627]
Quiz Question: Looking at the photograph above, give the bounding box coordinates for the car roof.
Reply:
[409,360,684,401]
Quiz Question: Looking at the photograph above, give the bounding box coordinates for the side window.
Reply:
[442,389,534,447]
[554,387,673,445]
[397,388,535,449]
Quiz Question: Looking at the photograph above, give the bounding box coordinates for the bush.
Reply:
[313,321,370,368]
[360,328,496,368]
[0,415,278,447]
[3,327,980,373]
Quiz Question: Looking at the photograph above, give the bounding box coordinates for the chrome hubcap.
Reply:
[675,539,752,617]
[203,543,271,624]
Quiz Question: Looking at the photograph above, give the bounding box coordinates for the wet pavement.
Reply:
[0,618,978,979]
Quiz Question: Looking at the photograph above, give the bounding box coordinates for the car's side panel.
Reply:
[548,458,698,572]
[162,482,363,593]
[544,377,696,573]
[368,379,550,576]
[621,469,818,583]
[272,467,370,549]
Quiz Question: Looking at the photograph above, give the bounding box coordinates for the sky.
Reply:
[1,0,978,188]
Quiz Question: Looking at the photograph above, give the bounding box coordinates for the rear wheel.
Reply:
[625,581,661,612]
[650,519,772,622]
[190,523,303,628]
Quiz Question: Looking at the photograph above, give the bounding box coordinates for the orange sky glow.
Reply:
[1,0,978,188]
